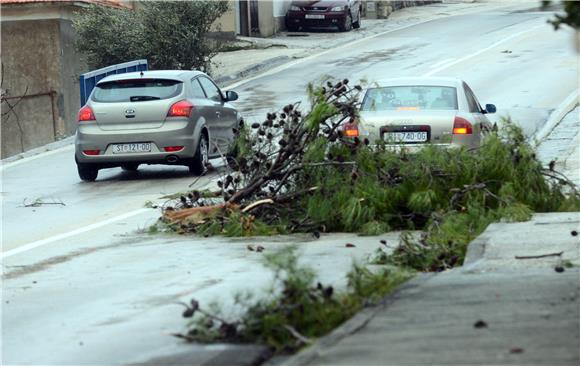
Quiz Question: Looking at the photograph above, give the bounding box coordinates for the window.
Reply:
[463,83,481,113]
[191,78,206,98]
[361,86,458,111]
[92,79,182,103]
[198,77,222,102]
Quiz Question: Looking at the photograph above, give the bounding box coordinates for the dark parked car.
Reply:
[286,0,362,32]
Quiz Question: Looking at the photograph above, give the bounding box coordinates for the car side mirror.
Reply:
[484,104,496,114]
[225,91,238,102]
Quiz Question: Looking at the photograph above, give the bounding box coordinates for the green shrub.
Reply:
[73,1,229,72]
[179,246,412,352]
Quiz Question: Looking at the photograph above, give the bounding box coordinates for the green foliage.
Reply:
[185,211,286,237]
[73,1,229,72]
[360,221,390,236]
[163,79,579,272]
[543,0,580,30]
[182,247,412,352]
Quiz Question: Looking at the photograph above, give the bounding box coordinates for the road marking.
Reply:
[422,24,545,77]
[429,58,456,69]
[1,208,151,259]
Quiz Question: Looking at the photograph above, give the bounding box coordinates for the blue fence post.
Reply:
[79,59,148,107]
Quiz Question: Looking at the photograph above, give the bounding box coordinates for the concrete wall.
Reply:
[212,0,237,35]
[59,18,87,137]
[1,16,87,158]
[257,0,275,37]
[1,19,62,158]
[365,0,441,19]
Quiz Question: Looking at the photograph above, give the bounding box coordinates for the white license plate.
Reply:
[112,142,152,154]
[305,14,325,19]
[384,132,428,143]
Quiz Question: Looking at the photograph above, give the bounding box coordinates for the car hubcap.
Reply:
[201,138,208,167]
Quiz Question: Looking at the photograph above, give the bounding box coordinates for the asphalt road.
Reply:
[2,3,578,365]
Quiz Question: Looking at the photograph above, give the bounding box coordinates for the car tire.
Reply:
[287,23,299,32]
[339,12,353,32]
[77,162,98,182]
[189,134,209,175]
[121,163,139,172]
[353,11,361,29]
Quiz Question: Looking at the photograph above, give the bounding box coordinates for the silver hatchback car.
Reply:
[75,70,242,181]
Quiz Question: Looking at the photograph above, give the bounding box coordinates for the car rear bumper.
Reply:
[75,121,197,166]
[286,12,347,28]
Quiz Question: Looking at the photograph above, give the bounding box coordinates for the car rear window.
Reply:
[92,79,183,103]
[361,86,458,111]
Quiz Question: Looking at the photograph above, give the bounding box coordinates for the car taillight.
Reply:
[83,149,100,155]
[342,121,359,137]
[453,116,473,135]
[78,106,96,122]
[164,146,184,152]
[167,100,193,117]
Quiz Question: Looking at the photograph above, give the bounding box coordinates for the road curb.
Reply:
[1,136,75,167]
[534,88,579,145]
[215,55,293,88]
[462,226,498,266]
[270,273,434,366]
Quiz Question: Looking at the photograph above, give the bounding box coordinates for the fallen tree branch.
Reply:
[283,324,313,345]
[515,251,563,260]
[242,199,274,213]
[164,203,239,222]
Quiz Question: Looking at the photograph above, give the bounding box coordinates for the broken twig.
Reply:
[515,251,563,260]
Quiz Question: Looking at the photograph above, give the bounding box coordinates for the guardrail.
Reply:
[79,59,148,107]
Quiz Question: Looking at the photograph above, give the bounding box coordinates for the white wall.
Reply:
[272,0,292,17]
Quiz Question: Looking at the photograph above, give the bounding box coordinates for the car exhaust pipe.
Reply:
[166,155,179,163]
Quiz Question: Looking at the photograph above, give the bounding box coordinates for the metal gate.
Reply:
[79,59,148,107]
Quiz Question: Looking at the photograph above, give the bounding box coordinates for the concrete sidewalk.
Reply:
[276,213,580,366]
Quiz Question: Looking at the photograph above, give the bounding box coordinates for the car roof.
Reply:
[96,70,204,84]
[370,77,464,88]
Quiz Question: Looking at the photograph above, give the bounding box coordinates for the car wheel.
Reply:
[189,134,209,175]
[353,11,361,29]
[121,163,139,172]
[77,162,98,182]
[339,12,353,32]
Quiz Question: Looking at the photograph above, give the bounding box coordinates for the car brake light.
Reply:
[164,146,184,152]
[78,106,96,122]
[453,116,473,135]
[167,100,193,117]
[342,121,359,137]
[83,149,100,155]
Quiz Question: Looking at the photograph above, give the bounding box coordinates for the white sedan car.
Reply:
[345,77,496,148]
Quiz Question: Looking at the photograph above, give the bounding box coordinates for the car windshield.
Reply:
[92,79,182,103]
[361,85,458,111]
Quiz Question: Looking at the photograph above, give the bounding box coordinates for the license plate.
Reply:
[305,14,325,19]
[384,132,428,143]
[112,142,152,154]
